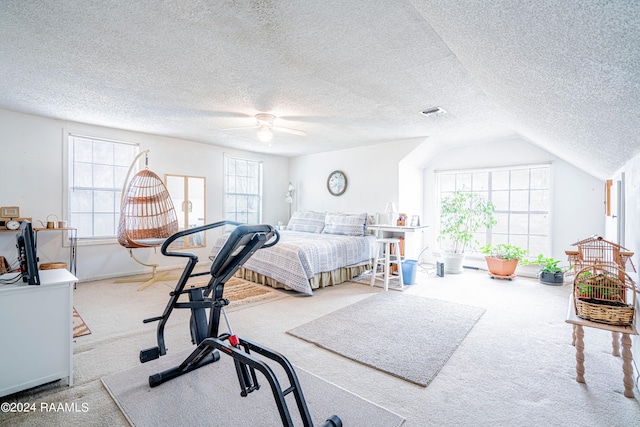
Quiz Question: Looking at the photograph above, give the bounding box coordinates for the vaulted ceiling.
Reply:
[1,1,638,179]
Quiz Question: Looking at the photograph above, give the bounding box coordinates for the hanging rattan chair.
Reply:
[115,150,180,290]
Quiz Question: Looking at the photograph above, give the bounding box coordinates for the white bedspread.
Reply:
[210,230,377,295]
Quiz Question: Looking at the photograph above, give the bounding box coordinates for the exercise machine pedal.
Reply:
[140,346,160,363]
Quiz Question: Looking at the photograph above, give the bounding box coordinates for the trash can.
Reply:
[401,260,418,285]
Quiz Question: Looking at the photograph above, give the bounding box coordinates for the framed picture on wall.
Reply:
[410,215,420,227]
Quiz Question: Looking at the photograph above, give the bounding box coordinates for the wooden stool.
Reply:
[371,238,403,291]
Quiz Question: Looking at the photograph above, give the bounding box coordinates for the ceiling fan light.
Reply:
[257,126,273,143]
[256,113,275,127]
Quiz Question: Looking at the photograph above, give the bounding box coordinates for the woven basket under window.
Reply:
[573,264,636,326]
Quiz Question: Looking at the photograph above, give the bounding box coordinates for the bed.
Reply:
[210,211,376,295]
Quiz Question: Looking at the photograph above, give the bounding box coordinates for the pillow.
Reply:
[286,211,326,233]
[322,212,367,236]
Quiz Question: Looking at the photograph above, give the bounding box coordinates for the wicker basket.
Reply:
[574,299,635,326]
[573,264,636,326]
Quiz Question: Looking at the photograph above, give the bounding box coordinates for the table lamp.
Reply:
[384,202,397,225]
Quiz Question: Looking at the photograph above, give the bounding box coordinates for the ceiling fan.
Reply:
[223,113,307,143]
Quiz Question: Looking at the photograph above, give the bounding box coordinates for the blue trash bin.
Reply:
[401,260,418,285]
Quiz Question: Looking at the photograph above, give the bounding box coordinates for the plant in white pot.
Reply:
[439,190,496,273]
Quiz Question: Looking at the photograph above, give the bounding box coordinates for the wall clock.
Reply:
[327,170,347,196]
[6,220,20,230]
[0,217,29,230]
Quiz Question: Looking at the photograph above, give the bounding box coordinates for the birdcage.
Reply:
[565,235,635,273]
[573,264,636,326]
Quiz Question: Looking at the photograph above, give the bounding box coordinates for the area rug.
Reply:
[102,348,405,427]
[287,292,486,387]
[73,307,91,338]
[178,276,282,307]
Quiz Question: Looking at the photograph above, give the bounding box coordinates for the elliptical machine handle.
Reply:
[160,220,242,257]
[262,227,280,249]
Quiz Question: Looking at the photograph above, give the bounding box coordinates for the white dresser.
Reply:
[0,269,78,397]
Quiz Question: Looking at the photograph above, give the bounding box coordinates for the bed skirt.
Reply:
[235,262,372,292]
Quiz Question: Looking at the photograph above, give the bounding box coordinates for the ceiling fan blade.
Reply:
[221,125,258,131]
[273,126,307,136]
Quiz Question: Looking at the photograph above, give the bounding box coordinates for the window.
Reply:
[224,155,262,223]
[165,174,206,248]
[67,134,138,239]
[437,164,551,257]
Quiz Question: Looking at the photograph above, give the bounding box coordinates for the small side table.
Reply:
[565,294,638,398]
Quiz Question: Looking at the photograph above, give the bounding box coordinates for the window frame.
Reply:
[165,174,207,249]
[223,154,263,224]
[64,132,139,244]
[436,163,552,259]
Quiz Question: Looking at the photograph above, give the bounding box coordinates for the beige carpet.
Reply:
[2,268,639,427]
[351,270,404,290]
[288,292,485,386]
[102,348,404,427]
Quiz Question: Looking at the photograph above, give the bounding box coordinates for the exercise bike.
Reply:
[139,221,342,427]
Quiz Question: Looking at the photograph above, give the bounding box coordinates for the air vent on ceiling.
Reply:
[421,107,446,117]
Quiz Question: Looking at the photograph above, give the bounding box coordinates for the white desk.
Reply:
[367,224,428,260]
[0,269,78,397]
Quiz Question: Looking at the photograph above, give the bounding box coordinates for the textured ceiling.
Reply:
[1,1,638,179]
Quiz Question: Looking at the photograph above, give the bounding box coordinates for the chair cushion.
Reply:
[133,238,167,246]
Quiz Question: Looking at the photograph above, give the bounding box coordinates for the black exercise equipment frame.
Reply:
[139,221,341,427]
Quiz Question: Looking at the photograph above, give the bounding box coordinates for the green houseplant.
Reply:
[480,243,528,278]
[439,190,496,273]
[523,254,566,285]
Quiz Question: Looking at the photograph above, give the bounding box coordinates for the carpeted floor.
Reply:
[102,348,404,427]
[350,270,404,290]
[287,292,485,386]
[1,267,639,426]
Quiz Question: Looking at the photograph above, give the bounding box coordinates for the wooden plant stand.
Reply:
[565,295,638,398]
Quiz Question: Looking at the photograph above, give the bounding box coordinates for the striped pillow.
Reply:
[286,211,326,233]
[322,212,367,236]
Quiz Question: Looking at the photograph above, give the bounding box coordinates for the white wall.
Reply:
[0,109,289,281]
[421,137,605,266]
[288,136,604,267]
[612,152,640,395]
[288,140,423,219]
[0,108,609,286]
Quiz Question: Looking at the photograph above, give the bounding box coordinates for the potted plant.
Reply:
[439,190,496,274]
[523,254,566,285]
[480,243,528,279]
